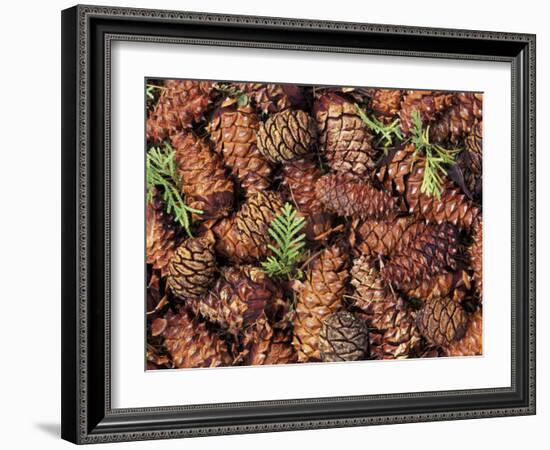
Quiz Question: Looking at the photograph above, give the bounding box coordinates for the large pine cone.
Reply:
[257,109,316,162]
[443,309,482,356]
[194,265,283,336]
[381,222,458,290]
[235,83,305,114]
[238,318,297,365]
[172,132,234,220]
[207,104,272,194]
[152,310,232,368]
[406,270,471,304]
[146,188,184,276]
[368,88,402,124]
[167,235,216,299]
[281,156,333,242]
[146,80,214,143]
[293,245,349,362]
[315,174,396,220]
[319,311,369,362]
[314,92,376,176]
[417,297,468,346]
[349,216,416,257]
[430,93,483,144]
[469,218,483,300]
[350,256,421,359]
[399,90,453,135]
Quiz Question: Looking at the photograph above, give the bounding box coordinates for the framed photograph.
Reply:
[61,5,536,444]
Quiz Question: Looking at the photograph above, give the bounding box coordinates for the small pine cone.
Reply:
[239,318,297,365]
[197,265,282,336]
[319,311,370,362]
[146,189,184,276]
[381,223,458,290]
[458,120,483,199]
[281,157,333,241]
[430,93,483,144]
[314,92,376,176]
[207,104,272,194]
[315,175,396,220]
[368,88,403,123]
[235,83,305,114]
[146,80,214,143]
[350,257,421,359]
[376,144,417,194]
[172,132,234,220]
[417,297,468,347]
[399,90,453,135]
[257,109,316,162]
[152,310,232,368]
[212,217,257,263]
[167,235,216,299]
[406,270,472,304]
[443,309,482,356]
[469,218,483,300]
[293,245,349,362]
[350,216,416,257]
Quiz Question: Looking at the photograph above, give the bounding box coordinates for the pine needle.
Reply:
[261,203,306,279]
[146,143,203,237]
[354,103,403,150]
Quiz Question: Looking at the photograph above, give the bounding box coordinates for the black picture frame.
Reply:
[61,4,536,444]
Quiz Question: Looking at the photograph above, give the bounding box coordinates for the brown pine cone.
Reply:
[350,256,421,359]
[430,93,483,144]
[350,216,416,257]
[406,270,472,304]
[146,188,184,276]
[172,132,234,220]
[376,144,417,194]
[368,88,403,124]
[146,80,214,143]
[469,218,483,300]
[458,120,483,199]
[319,311,370,362]
[196,265,283,336]
[381,223,458,290]
[167,235,216,299]
[212,217,257,263]
[238,318,297,365]
[207,104,272,194]
[152,310,232,368]
[443,309,482,356]
[314,92,376,176]
[235,83,305,114]
[281,156,333,242]
[417,297,468,347]
[257,109,316,162]
[399,90,453,135]
[293,245,349,362]
[315,174,396,220]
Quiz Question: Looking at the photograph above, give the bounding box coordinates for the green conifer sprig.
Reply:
[261,203,306,279]
[213,82,249,107]
[354,103,403,149]
[146,144,203,237]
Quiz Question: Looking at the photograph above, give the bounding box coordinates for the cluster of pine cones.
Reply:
[146,80,483,369]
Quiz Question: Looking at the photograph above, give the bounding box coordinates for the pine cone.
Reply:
[167,235,216,299]
[212,217,257,263]
[172,132,234,220]
[469,218,483,300]
[281,156,333,242]
[195,265,283,336]
[152,310,232,368]
[207,104,272,194]
[350,256,421,359]
[146,80,214,143]
[381,223,458,290]
[235,83,305,114]
[399,90,453,135]
[314,92,376,176]
[368,88,402,124]
[430,93,483,144]
[257,109,316,162]
[443,309,482,356]
[293,245,349,362]
[319,311,370,362]
[238,318,297,365]
[315,175,396,220]
[417,297,468,346]
[406,270,472,304]
[146,188,184,276]
[458,120,482,199]
[350,216,416,257]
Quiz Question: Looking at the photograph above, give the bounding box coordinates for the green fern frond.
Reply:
[354,103,403,150]
[146,143,203,237]
[261,203,306,279]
